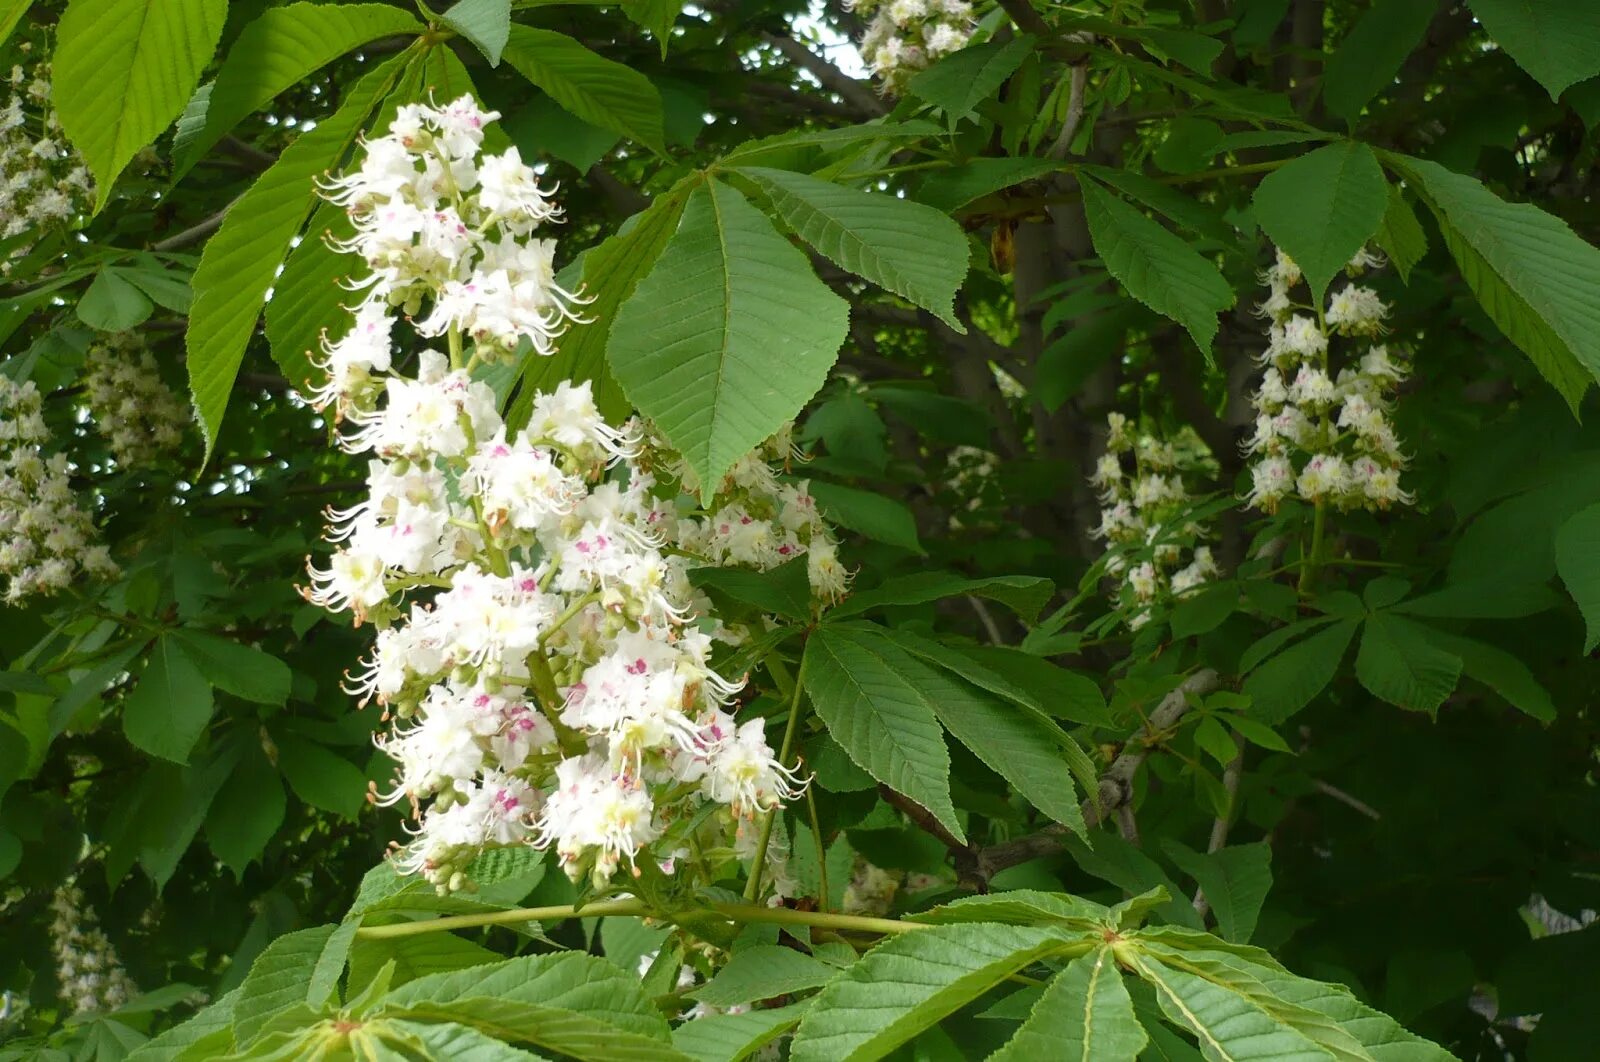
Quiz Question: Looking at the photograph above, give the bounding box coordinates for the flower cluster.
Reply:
[310,94,584,416]
[640,425,848,603]
[49,886,137,1015]
[852,0,974,91]
[81,332,189,467]
[0,376,116,602]
[0,58,92,268]
[1090,413,1219,628]
[1245,249,1413,513]
[307,99,811,894]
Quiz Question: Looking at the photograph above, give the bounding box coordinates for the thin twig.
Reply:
[1313,779,1381,820]
[1047,62,1089,160]
[967,595,1004,645]
[151,195,242,251]
[1194,734,1246,918]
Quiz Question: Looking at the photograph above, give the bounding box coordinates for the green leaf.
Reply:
[936,644,1111,727]
[349,932,500,993]
[173,630,291,705]
[0,1,29,47]
[907,37,1035,122]
[992,947,1148,1062]
[739,166,969,328]
[808,481,922,553]
[1322,0,1438,122]
[1354,614,1462,715]
[125,989,239,1061]
[1079,178,1234,356]
[1163,842,1273,944]
[275,734,366,818]
[1243,619,1358,724]
[800,623,962,842]
[621,0,680,54]
[186,54,407,461]
[789,923,1067,1062]
[720,121,942,167]
[54,0,227,208]
[1224,715,1292,754]
[123,636,215,764]
[1130,953,1332,1062]
[608,178,848,502]
[442,0,511,66]
[1397,154,1600,411]
[1036,305,1140,411]
[1556,501,1600,652]
[1171,583,1240,639]
[906,890,1110,929]
[1154,117,1224,174]
[232,925,337,1046]
[912,158,1060,213]
[1252,141,1389,303]
[77,267,153,331]
[508,187,688,428]
[266,201,355,393]
[1265,978,1456,1061]
[502,26,665,154]
[874,630,1085,835]
[383,952,677,1058]
[689,556,813,621]
[384,1020,547,1060]
[172,2,425,176]
[832,572,1055,622]
[671,1004,806,1062]
[691,946,834,1007]
[1421,628,1555,723]
[205,744,286,877]
[116,261,194,313]
[1467,0,1600,99]
[1373,186,1428,283]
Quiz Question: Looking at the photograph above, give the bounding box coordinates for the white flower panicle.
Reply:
[640,423,848,604]
[851,0,974,91]
[81,332,189,467]
[310,95,585,417]
[0,375,117,602]
[1090,414,1220,629]
[0,58,92,270]
[1245,247,1413,513]
[49,886,137,1016]
[308,100,824,895]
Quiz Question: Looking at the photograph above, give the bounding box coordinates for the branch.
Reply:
[1194,733,1246,918]
[763,31,885,117]
[970,670,1221,879]
[151,194,242,251]
[995,0,1052,38]
[586,164,650,216]
[1047,60,1089,161]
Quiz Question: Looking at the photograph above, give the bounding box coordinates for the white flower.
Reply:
[1295,452,1349,500]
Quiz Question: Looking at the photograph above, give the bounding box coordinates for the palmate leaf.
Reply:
[906,37,1035,121]
[383,952,670,1042]
[1242,619,1358,724]
[507,185,689,428]
[738,166,970,328]
[122,635,214,764]
[1322,0,1438,122]
[671,1004,806,1062]
[185,53,409,460]
[874,628,1086,835]
[502,26,666,154]
[831,572,1055,622]
[386,997,689,1062]
[231,925,338,1045]
[171,2,424,177]
[442,0,512,67]
[1163,842,1273,944]
[690,946,834,1008]
[788,923,1070,1062]
[1252,141,1390,304]
[1354,614,1462,716]
[801,623,961,839]
[993,947,1148,1062]
[1396,155,1600,411]
[383,1019,548,1061]
[54,0,227,209]
[608,178,848,502]
[1466,0,1600,99]
[1078,177,1234,357]
[1555,501,1600,652]
[264,200,354,393]
[1130,954,1333,1062]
